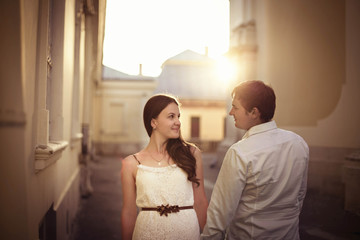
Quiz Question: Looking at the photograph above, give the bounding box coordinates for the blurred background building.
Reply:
[0,0,359,239]
[94,65,156,156]
[155,49,228,151]
[96,49,228,155]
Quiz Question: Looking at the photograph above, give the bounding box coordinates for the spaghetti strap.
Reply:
[133,154,141,165]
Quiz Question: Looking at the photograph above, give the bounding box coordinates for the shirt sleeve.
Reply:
[201,146,247,240]
[297,140,309,210]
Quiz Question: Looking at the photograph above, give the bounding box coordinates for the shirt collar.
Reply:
[242,120,277,139]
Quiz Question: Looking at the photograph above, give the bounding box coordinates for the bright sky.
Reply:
[102,0,230,77]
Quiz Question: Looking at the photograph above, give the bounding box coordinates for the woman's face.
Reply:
[152,102,181,139]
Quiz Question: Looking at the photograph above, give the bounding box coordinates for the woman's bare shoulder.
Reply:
[121,154,139,170]
[122,154,136,162]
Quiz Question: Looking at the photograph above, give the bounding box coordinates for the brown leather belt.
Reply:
[142,204,193,217]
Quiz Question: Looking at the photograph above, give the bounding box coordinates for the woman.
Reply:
[121,94,208,240]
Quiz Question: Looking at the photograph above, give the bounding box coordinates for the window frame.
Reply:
[34,0,68,173]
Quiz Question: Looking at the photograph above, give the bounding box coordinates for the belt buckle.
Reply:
[156,204,179,216]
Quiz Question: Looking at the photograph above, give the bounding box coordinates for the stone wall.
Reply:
[307,146,360,214]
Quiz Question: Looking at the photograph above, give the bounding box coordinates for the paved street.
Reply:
[71,154,360,240]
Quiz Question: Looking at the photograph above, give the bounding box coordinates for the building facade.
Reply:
[156,50,228,151]
[95,50,229,155]
[223,0,360,212]
[0,0,106,239]
[93,66,157,156]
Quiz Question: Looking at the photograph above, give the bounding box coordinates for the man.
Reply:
[201,80,309,239]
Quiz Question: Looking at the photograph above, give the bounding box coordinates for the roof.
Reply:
[161,50,215,66]
[155,50,228,100]
[102,65,155,81]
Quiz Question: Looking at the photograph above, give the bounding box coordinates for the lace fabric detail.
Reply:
[133,164,200,240]
[137,164,177,173]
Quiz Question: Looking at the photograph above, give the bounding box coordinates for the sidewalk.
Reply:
[71,156,123,240]
[71,154,360,240]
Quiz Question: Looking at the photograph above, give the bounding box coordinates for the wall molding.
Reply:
[35,141,68,173]
[0,109,26,127]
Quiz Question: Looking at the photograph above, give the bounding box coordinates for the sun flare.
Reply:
[215,56,238,84]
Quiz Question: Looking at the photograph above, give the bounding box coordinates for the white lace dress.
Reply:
[132,164,200,240]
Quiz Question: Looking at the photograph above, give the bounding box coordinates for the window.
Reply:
[34,0,68,172]
[191,116,200,139]
[102,102,126,135]
[71,0,86,145]
[46,0,53,140]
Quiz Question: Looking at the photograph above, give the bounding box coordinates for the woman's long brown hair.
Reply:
[143,94,199,186]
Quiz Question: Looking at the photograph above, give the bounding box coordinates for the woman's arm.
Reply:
[192,147,209,232]
[121,156,138,240]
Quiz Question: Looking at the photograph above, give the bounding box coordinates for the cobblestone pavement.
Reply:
[71,154,360,240]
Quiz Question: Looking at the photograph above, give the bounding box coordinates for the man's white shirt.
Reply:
[202,121,309,240]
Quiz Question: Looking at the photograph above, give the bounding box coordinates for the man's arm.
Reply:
[201,147,247,240]
[298,141,309,210]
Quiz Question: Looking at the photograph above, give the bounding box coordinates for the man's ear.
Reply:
[251,107,261,119]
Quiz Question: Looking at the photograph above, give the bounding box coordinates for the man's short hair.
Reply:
[232,80,276,123]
